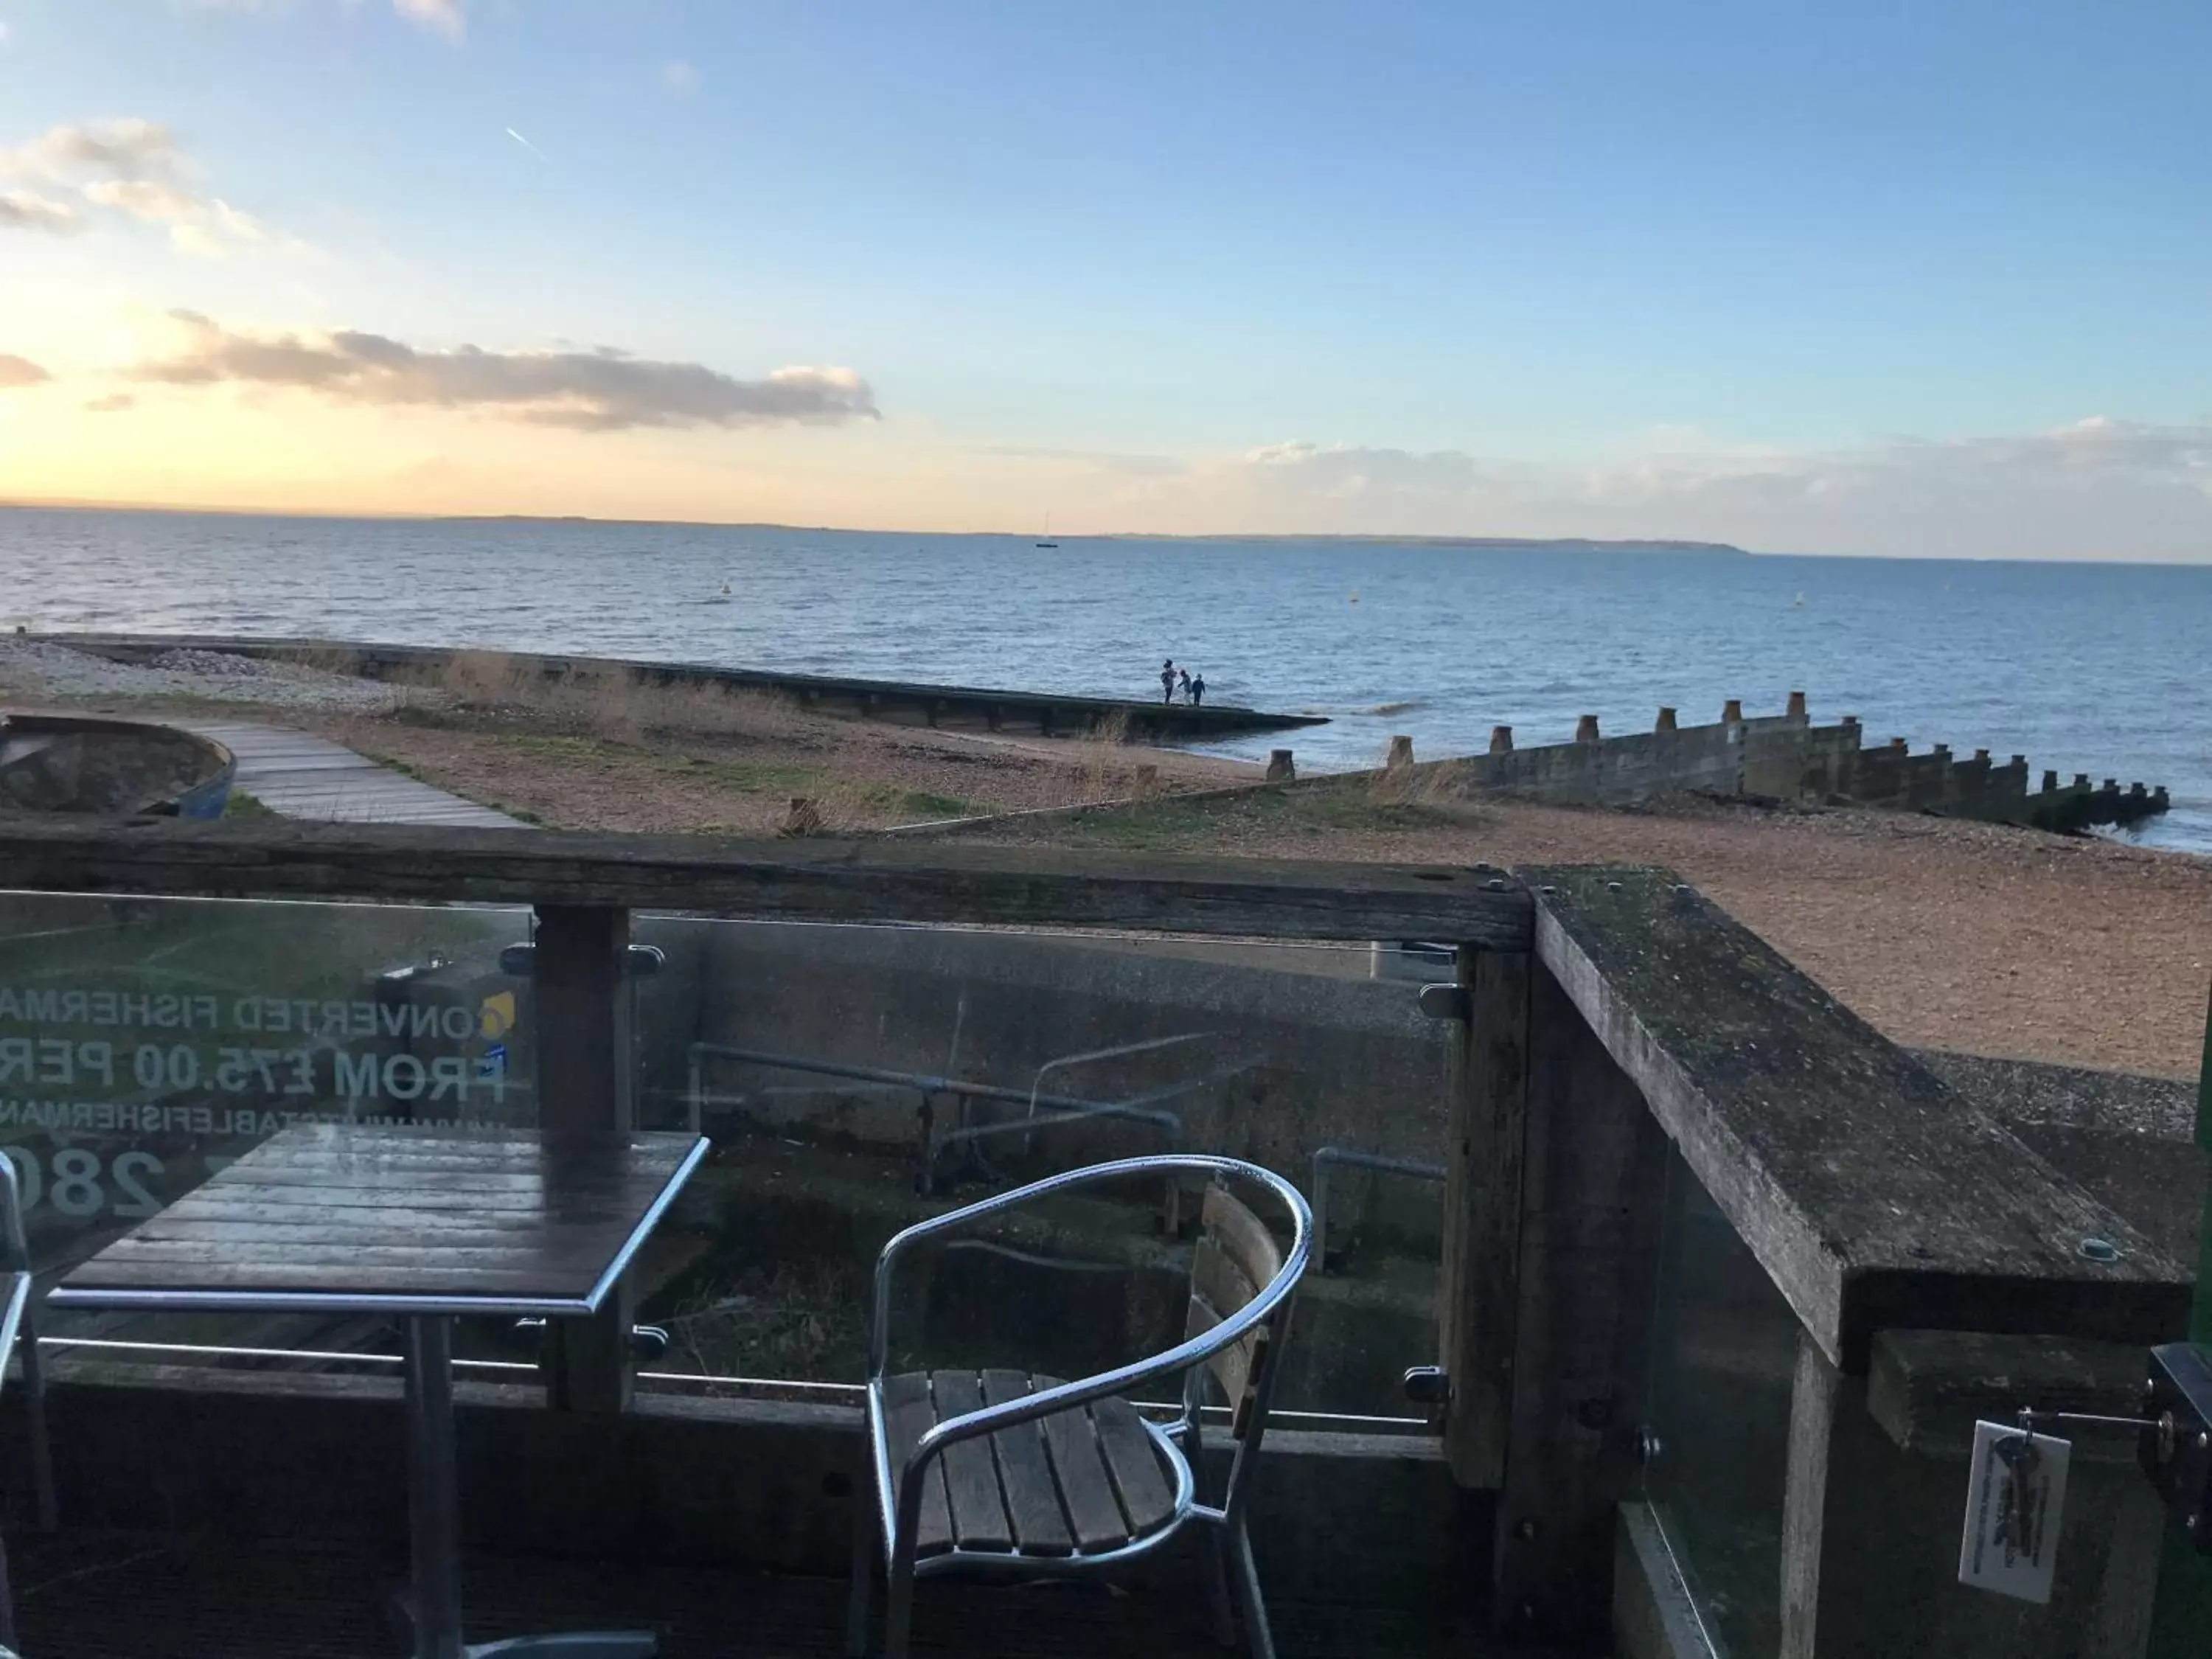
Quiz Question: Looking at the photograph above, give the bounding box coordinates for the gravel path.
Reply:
[0,637,402,713]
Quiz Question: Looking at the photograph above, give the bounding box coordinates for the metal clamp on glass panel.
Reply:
[2141,1343,2212,1551]
[499,942,665,978]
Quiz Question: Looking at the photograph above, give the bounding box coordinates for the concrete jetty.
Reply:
[42,633,1327,744]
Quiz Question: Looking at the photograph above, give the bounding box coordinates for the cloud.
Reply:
[83,393,136,412]
[83,179,270,256]
[133,312,882,432]
[1092,419,2212,562]
[1,118,181,181]
[393,0,463,41]
[0,354,49,389]
[661,59,699,97]
[0,187,80,232]
[4,118,283,255]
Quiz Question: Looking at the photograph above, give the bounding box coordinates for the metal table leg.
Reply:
[400,1314,657,1659]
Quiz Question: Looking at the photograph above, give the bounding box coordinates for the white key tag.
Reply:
[1958,1418,2070,1603]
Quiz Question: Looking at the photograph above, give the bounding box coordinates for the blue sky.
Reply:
[1,0,2208,557]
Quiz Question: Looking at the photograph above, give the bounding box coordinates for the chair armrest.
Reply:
[866,1153,1311,1378]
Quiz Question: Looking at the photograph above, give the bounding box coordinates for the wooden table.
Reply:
[49,1121,710,1659]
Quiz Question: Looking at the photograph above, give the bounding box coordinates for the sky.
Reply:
[0,0,2208,559]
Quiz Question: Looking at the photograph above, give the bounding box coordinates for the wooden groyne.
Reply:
[39,634,1328,743]
[1422,694,2170,834]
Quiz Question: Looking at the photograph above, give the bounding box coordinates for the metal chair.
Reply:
[0,1153,55,1657]
[846,1153,1312,1659]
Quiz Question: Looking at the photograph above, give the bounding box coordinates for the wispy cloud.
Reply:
[83,392,136,412]
[0,354,49,389]
[661,59,699,97]
[0,187,80,233]
[1,118,284,256]
[393,0,463,42]
[1,117,181,181]
[504,127,547,162]
[1091,419,2212,562]
[133,311,883,432]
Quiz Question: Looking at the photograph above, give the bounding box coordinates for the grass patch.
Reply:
[492,732,635,763]
[222,788,276,819]
[899,791,974,821]
[677,756,821,793]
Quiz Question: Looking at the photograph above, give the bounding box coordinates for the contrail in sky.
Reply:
[505,128,547,161]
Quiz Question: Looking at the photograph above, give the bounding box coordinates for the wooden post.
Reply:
[1492,961,1669,1641]
[532,903,636,1414]
[1778,1331,1839,1659]
[1436,945,1530,1489]
[1787,1327,2171,1658]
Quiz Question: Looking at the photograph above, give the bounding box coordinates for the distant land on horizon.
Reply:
[0,497,1749,557]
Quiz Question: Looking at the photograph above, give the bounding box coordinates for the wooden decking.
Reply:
[187,721,526,829]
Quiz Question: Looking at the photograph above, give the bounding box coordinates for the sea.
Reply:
[4,507,2208,854]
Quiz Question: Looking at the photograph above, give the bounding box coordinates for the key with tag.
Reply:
[1958,1418,2071,1602]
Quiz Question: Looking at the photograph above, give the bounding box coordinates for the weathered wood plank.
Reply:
[54,1124,700,1309]
[1492,960,1671,1642]
[880,1372,955,1556]
[1525,866,2189,1367]
[1091,1397,1175,1536]
[1188,1242,1259,1410]
[1778,1331,1838,1659]
[1436,945,1531,1487]
[0,818,1536,946]
[978,1370,1074,1555]
[532,904,639,1412]
[928,1369,1012,1552]
[1037,1396,1127,1550]
[1866,1329,2148,1461]
[1201,1183,1283,1289]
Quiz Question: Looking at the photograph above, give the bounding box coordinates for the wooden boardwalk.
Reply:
[189,720,527,830]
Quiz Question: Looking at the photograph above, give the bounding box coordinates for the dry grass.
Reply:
[295,653,1253,836]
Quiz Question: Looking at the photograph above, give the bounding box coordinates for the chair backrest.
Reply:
[1183,1181,1287,1437]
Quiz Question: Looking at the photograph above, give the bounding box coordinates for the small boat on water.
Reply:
[704,582,734,605]
[1034,513,1058,550]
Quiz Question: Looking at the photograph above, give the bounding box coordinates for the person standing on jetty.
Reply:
[1190,672,1205,708]
[1160,659,1177,704]
[1177,667,1192,701]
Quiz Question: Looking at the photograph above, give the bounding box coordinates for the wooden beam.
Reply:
[1778,1332,1838,1659]
[1867,1329,2148,1461]
[1525,866,2188,1368]
[1780,1327,2166,1658]
[1435,945,1530,1487]
[0,818,1534,947]
[1493,960,1669,1641]
[531,904,635,1414]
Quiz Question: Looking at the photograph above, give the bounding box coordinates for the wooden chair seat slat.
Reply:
[880,1371,955,1557]
[978,1369,1076,1555]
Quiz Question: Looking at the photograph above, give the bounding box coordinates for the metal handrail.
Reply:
[686,1041,1182,1141]
[1310,1144,1445,1275]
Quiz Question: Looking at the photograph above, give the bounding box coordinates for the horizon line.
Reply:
[2,495,2207,568]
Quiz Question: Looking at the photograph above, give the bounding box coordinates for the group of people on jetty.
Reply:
[1158,659,1206,706]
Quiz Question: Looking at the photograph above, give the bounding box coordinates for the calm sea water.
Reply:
[5,507,2208,853]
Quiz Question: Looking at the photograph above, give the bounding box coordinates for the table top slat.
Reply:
[53,1124,706,1314]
